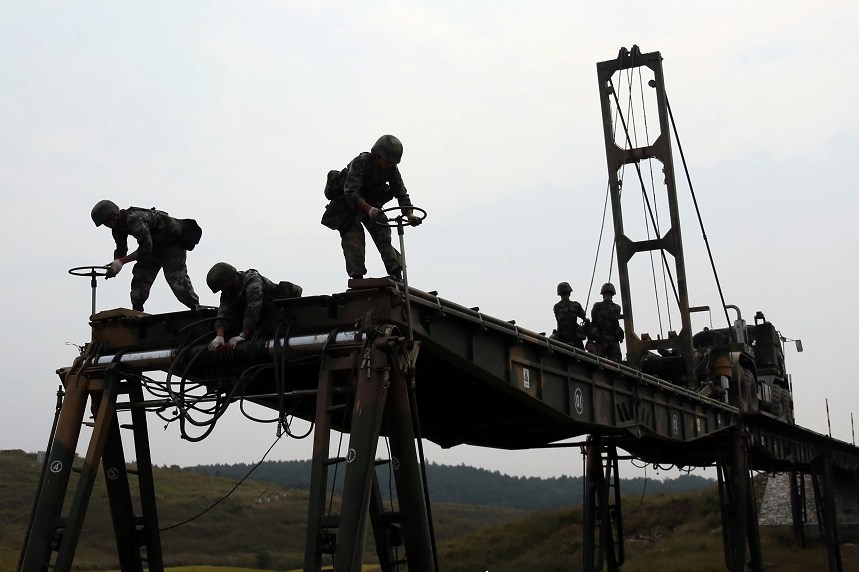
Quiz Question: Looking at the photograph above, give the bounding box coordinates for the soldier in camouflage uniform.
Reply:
[91,200,201,312]
[321,135,421,280]
[205,262,303,350]
[589,282,624,361]
[553,282,586,349]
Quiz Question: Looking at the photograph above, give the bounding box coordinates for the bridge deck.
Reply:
[85,278,859,473]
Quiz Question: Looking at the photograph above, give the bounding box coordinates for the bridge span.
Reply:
[18,278,859,571]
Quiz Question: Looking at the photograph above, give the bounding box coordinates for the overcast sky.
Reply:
[2,2,858,482]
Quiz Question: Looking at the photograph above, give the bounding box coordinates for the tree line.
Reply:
[186,460,713,511]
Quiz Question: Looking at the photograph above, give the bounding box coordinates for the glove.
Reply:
[368,207,386,223]
[406,214,422,226]
[106,259,124,278]
[227,333,246,349]
[207,335,225,351]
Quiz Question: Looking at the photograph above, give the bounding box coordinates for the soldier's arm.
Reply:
[589,305,602,340]
[390,166,413,212]
[215,293,236,336]
[112,227,129,260]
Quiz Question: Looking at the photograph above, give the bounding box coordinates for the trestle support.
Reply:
[304,324,435,571]
[582,437,625,572]
[19,357,162,572]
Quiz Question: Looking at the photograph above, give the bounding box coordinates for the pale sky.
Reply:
[2,1,858,480]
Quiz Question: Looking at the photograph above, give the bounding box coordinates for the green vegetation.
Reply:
[4,449,858,570]
[188,459,713,511]
[0,450,524,570]
[436,489,859,572]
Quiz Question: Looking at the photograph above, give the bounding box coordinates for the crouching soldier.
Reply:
[91,200,202,312]
[206,262,303,350]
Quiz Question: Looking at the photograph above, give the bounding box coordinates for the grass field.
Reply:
[5,451,859,570]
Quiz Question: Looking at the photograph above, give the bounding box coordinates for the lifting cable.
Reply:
[586,66,625,310]
[635,67,673,335]
[586,181,614,310]
[666,96,732,329]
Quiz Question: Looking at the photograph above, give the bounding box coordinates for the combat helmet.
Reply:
[371,135,403,164]
[91,200,120,227]
[600,282,617,295]
[207,262,239,293]
[557,282,572,295]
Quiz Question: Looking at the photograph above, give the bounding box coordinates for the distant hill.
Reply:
[0,449,526,570]
[186,459,714,511]
[3,450,853,571]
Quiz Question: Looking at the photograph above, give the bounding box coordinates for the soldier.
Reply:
[206,262,303,350]
[589,282,624,361]
[321,134,421,280]
[553,282,586,349]
[91,200,202,312]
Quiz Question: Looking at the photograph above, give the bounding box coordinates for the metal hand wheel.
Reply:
[373,206,427,228]
[69,265,111,317]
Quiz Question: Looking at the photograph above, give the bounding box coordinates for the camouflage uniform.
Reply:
[215,269,279,334]
[554,299,586,349]
[589,299,624,361]
[112,207,199,311]
[321,152,413,278]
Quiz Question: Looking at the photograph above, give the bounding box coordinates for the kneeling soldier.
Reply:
[206,262,302,350]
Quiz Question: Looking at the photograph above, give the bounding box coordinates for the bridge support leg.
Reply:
[333,334,392,571]
[812,456,843,572]
[582,437,624,572]
[21,362,165,572]
[304,354,340,572]
[379,361,435,571]
[717,431,764,572]
[100,378,163,572]
[305,329,434,572]
[20,369,91,572]
[789,470,807,548]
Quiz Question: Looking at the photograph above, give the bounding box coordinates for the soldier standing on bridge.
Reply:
[91,200,202,312]
[553,282,587,349]
[205,262,303,350]
[588,282,624,361]
[321,134,422,280]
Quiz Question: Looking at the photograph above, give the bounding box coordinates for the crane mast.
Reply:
[596,46,696,387]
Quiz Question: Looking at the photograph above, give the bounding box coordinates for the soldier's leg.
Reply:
[339,218,367,279]
[608,342,623,361]
[364,219,402,276]
[130,257,160,311]
[161,247,200,309]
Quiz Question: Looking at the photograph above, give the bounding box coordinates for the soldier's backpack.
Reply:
[179,219,203,251]
[276,281,303,299]
[127,206,202,251]
[324,168,348,200]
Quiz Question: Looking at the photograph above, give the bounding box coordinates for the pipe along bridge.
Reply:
[18,277,859,571]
